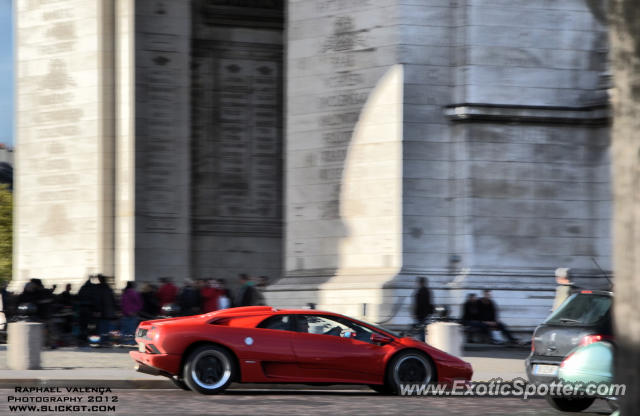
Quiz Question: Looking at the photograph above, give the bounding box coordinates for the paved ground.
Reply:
[0,345,530,386]
[0,389,614,416]
[0,346,616,415]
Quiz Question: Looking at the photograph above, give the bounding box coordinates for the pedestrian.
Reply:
[552,268,574,311]
[23,279,57,348]
[120,281,142,344]
[139,283,160,319]
[76,277,99,345]
[460,293,491,343]
[16,281,37,312]
[255,276,268,306]
[58,283,73,308]
[413,277,434,325]
[56,283,75,344]
[215,279,232,309]
[178,279,202,315]
[0,281,12,316]
[200,279,222,313]
[237,274,260,306]
[478,290,518,345]
[0,281,9,333]
[216,278,233,309]
[96,274,117,345]
[157,277,178,307]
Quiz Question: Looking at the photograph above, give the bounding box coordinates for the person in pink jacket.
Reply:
[120,281,143,344]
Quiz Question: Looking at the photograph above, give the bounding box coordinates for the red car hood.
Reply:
[398,336,466,362]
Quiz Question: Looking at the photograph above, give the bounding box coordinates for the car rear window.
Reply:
[544,293,611,326]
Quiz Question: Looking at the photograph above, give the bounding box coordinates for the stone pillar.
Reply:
[13,0,117,290]
[126,0,192,283]
[7,322,43,370]
[115,0,193,286]
[114,0,135,286]
[268,0,457,324]
[442,0,611,331]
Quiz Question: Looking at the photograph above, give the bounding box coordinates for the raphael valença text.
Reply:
[14,387,113,394]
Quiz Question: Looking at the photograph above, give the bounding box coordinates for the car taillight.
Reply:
[531,335,535,352]
[579,334,612,347]
[560,351,575,369]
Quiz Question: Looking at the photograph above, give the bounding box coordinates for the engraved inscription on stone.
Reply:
[309,15,374,219]
[29,4,83,208]
[192,37,283,234]
[322,17,366,53]
[17,0,98,280]
[136,32,183,232]
[217,59,279,218]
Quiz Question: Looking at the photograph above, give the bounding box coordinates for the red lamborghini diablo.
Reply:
[129,306,472,394]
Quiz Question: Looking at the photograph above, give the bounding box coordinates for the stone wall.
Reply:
[443,0,611,329]
[271,0,409,320]
[13,0,611,333]
[270,0,611,332]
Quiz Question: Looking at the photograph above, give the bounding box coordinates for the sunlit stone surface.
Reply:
[14,0,610,331]
[268,0,611,331]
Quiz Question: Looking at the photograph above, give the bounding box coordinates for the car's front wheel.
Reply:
[369,384,393,394]
[183,345,235,394]
[545,396,595,412]
[387,351,435,395]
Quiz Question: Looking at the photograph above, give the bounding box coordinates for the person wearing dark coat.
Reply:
[76,277,100,344]
[462,294,481,321]
[139,283,160,319]
[0,281,9,320]
[30,279,58,347]
[179,279,202,315]
[461,293,491,342]
[237,274,260,307]
[413,277,434,324]
[58,284,73,308]
[96,274,117,344]
[57,283,75,338]
[18,279,54,322]
[478,290,517,344]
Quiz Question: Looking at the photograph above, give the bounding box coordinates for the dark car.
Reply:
[526,290,612,411]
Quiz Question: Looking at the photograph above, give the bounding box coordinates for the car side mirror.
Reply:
[371,333,392,345]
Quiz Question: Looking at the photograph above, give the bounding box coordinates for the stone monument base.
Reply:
[266,268,609,332]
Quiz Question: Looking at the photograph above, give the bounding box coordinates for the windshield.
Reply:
[544,293,611,326]
[353,317,400,338]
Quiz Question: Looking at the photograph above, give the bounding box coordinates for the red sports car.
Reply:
[130,306,472,394]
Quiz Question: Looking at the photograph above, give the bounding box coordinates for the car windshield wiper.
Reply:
[559,318,581,323]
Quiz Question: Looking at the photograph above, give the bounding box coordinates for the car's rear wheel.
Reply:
[183,345,235,395]
[545,396,595,412]
[387,351,434,395]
